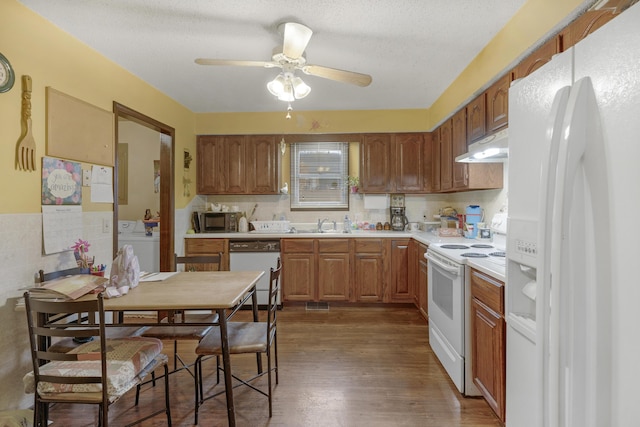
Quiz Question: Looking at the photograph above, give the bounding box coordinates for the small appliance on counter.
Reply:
[389,194,409,231]
[199,211,238,233]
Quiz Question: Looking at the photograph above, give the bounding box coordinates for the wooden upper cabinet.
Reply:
[196,134,279,195]
[394,133,424,192]
[430,128,441,192]
[486,73,511,133]
[466,93,486,143]
[246,135,279,194]
[422,132,433,192]
[439,119,453,192]
[513,36,560,80]
[360,133,426,193]
[196,136,223,194]
[223,135,246,193]
[360,134,392,193]
[560,9,617,50]
[452,108,468,189]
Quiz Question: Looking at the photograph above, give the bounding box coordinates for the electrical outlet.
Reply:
[102,218,110,233]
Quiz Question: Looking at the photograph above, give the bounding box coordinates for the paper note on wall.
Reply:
[42,205,83,255]
[91,165,114,203]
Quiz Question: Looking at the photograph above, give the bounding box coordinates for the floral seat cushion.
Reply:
[24,337,163,400]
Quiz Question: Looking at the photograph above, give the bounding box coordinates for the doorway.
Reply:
[113,102,175,272]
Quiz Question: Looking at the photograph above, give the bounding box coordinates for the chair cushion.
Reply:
[196,322,268,356]
[142,311,217,340]
[23,337,163,400]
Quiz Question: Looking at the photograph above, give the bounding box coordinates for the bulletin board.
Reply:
[46,87,115,166]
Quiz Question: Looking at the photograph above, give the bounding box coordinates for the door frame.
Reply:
[113,102,175,272]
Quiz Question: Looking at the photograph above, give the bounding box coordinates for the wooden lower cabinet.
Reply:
[470,268,505,422]
[417,242,428,320]
[317,240,350,301]
[281,239,316,301]
[353,239,385,302]
[389,239,411,302]
[184,238,229,270]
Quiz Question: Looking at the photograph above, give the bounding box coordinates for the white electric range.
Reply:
[425,213,506,395]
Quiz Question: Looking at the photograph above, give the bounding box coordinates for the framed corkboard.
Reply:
[46,87,114,166]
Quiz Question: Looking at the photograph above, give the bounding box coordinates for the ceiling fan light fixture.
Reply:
[277,81,295,102]
[292,76,311,99]
[267,74,286,96]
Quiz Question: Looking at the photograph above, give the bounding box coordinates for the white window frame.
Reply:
[290,142,349,211]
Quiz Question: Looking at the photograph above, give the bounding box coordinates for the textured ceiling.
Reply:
[19,0,532,113]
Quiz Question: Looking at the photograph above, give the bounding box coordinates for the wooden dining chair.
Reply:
[23,291,172,427]
[134,253,223,403]
[37,268,145,353]
[193,257,281,424]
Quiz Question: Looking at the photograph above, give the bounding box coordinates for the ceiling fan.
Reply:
[195,22,373,103]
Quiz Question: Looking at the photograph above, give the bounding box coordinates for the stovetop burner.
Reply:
[461,252,489,258]
[440,244,470,250]
[470,244,494,249]
[489,251,506,257]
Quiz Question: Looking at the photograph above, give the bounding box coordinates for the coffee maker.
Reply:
[390,194,409,231]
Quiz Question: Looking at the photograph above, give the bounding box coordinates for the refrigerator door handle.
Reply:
[536,84,572,427]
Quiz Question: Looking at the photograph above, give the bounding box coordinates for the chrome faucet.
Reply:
[317,217,329,233]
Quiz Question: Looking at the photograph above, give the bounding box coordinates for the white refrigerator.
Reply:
[506,3,640,427]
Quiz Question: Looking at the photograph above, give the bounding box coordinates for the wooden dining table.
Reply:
[100,270,265,427]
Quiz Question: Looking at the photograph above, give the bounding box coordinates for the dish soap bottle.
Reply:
[238,215,249,233]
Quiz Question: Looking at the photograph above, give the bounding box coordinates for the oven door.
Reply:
[426,249,466,392]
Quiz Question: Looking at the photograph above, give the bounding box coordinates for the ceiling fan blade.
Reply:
[302,65,373,87]
[282,22,313,59]
[195,58,277,68]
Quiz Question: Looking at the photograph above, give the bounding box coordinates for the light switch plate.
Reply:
[82,169,91,186]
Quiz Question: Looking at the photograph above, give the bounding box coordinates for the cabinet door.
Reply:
[360,134,392,193]
[422,132,433,192]
[472,298,505,421]
[184,238,229,271]
[466,93,486,143]
[486,74,510,133]
[561,9,616,51]
[452,108,468,189]
[419,256,428,320]
[282,253,315,301]
[513,36,560,80]
[439,119,453,192]
[354,254,384,302]
[246,135,279,194]
[389,239,411,302]
[431,128,441,192]
[223,135,246,194]
[318,253,350,301]
[196,136,223,194]
[394,133,424,193]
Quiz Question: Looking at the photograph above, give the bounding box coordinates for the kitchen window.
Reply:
[290,142,349,210]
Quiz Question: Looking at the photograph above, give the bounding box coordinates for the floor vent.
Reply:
[305,302,329,311]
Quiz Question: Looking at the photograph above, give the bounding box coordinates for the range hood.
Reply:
[455,127,508,163]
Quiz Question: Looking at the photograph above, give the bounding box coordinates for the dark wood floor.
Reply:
[43,305,502,426]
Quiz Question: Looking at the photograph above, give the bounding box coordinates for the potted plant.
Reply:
[347,176,360,193]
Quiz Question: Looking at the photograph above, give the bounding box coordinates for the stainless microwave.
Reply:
[200,212,238,233]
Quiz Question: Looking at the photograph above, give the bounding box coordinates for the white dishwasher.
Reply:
[229,239,281,307]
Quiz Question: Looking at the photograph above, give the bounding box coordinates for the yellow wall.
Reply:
[429,0,586,126]
[0,0,195,214]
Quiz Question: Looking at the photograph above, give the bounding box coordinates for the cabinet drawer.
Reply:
[470,268,504,315]
[282,238,314,253]
[185,238,227,254]
[318,239,350,253]
[354,239,384,253]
